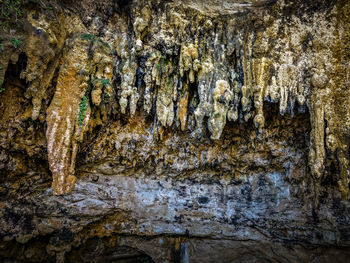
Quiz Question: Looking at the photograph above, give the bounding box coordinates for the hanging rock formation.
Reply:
[0,0,349,262]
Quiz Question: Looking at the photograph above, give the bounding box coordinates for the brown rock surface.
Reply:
[0,0,349,262]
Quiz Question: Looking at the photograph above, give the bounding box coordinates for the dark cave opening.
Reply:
[1,52,28,91]
[66,237,155,263]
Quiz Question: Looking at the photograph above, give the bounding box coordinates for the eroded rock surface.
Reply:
[0,0,349,262]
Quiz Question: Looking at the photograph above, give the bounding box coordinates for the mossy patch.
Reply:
[78,95,88,126]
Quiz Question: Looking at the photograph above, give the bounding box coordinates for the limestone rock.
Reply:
[0,0,349,262]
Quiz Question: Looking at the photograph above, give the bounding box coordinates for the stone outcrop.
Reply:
[0,0,349,262]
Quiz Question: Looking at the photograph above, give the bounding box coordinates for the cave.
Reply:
[0,0,349,262]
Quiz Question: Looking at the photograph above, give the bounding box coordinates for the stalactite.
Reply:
[0,0,348,198]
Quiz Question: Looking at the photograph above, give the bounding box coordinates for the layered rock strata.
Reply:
[0,0,349,262]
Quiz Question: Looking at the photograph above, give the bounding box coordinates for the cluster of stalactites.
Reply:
[1,8,115,195]
[108,0,348,199]
[4,0,347,198]
[105,1,310,141]
[114,41,308,141]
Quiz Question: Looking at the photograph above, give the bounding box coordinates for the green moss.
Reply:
[91,77,111,89]
[78,95,88,126]
[166,77,173,86]
[156,63,161,72]
[0,0,49,30]
[156,55,170,76]
[100,78,111,87]
[81,33,112,51]
[43,4,53,10]
[213,113,220,118]
[160,55,169,65]
[0,79,4,93]
[11,38,21,48]
[0,0,25,30]
[103,93,110,103]
[98,38,109,47]
[81,33,95,41]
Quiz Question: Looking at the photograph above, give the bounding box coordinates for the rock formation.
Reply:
[0,0,349,262]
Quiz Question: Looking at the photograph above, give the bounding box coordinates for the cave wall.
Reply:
[0,0,349,262]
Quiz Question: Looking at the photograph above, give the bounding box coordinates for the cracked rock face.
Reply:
[0,0,349,262]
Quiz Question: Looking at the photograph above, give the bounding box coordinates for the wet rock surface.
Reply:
[0,0,349,262]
